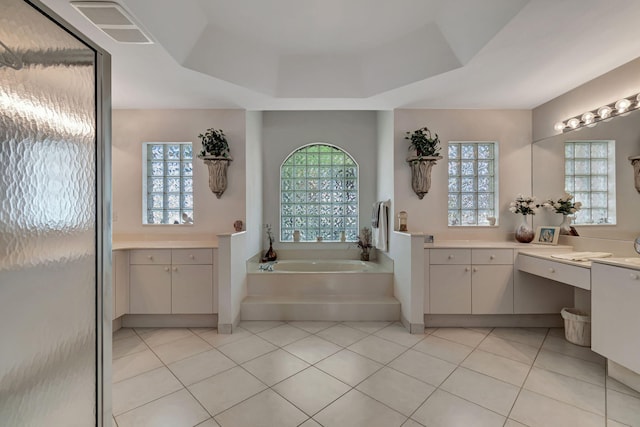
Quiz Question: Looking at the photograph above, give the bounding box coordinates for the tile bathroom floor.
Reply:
[111,322,640,427]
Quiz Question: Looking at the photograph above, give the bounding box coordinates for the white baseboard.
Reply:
[122,314,217,328]
[608,359,640,393]
[424,314,563,328]
[401,313,425,334]
[112,316,122,332]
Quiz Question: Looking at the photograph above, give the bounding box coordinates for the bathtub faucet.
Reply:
[259,262,276,272]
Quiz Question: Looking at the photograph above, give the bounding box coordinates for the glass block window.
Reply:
[280,144,358,242]
[143,142,194,225]
[448,142,498,226]
[565,141,616,225]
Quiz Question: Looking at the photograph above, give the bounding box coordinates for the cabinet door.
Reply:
[172,264,213,314]
[430,265,471,314]
[130,265,172,314]
[472,265,513,314]
[113,250,130,318]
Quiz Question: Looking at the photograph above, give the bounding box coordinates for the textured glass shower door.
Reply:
[0,0,110,425]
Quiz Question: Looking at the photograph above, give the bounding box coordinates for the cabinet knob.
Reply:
[448,255,455,260]
[148,255,153,260]
[490,255,495,260]
[173,267,178,272]
[164,267,169,272]
[631,273,639,280]
[472,267,478,273]
[189,254,195,259]
[549,268,555,273]
[464,267,470,272]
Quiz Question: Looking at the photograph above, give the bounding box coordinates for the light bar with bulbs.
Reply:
[554,93,640,133]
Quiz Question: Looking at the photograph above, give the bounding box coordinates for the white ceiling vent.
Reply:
[70,1,153,44]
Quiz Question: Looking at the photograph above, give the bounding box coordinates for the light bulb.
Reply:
[598,105,612,119]
[554,122,565,131]
[615,98,631,113]
[567,118,580,129]
[581,112,595,125]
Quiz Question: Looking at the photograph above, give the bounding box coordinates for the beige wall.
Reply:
[112,109,246,236]
[394,109,532,240]
[245,111,263,255]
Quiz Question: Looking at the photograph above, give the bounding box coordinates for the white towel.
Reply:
[551,252,613,261]
[372,202,388,252]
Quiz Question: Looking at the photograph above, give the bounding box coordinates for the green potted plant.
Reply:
[405,126,443,199]
[197,128,232,198]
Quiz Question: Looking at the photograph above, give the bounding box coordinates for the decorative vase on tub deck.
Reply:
[515,215,535,243]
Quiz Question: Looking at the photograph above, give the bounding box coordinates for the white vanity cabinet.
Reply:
[429,248,514,314]
[592,262,640,374]
[112,250,130,319]
[129,248,214,314]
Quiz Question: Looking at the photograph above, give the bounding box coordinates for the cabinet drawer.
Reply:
[517,254,590,290]
[472,249,513,265]
[172,248,213,265]
[129,249,171,265]
[430,249,471,265]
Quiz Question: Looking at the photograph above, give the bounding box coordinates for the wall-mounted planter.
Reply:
[630,155,640,193]
[201,156,232,198]
[406,156,442,199]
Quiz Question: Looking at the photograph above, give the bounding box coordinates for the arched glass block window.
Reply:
[280,144,358,242]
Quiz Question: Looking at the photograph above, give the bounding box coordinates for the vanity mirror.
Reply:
[532,107,640,240]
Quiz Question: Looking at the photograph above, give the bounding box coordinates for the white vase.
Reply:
[559,214,572,235]
[515,215,534,243]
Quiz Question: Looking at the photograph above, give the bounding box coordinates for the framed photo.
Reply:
[534,226,560,245]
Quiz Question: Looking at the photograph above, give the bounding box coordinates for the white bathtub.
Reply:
[270,259,372,273]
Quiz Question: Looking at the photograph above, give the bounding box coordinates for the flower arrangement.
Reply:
[405,127,441,157]
[198,128,230,158]
[544,193,582,215]
[357,227,373,261]
[509,195,540,216]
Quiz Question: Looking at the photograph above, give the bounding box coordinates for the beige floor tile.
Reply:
[504,419,528,427]
[402,419,425,427]
[477,335,539,365]
[256,324,310,347]
[115,389,209,427]
[490,328,548,348]
[113,335,148,360]
[541,335,605,365]
[188,366,267,415]
[113,328,136,341]
[167,349,236,386]
[356,367,436,416]
[548,327,565,338]
[314,389,407,427]
[216,335,277,364]
[461,349,531,386]
[283,335,342,364]
[112,348,163,383]
[138,328,194,347]
[534,349,605,387]
[199,328,253,347]
[432,327,487,347]
[440,367,520,416]
[606,419,631,427]
[607,378,640,398]
[195,419,220,427]
[315,349,382,386]
[287,321,337,333]
[112,367,183,416]
[298,419,322,427]
[189,327,216,336]
[273,366,350,415]
[342,321,391,334]
[510,389,604,427]
[152,335,213,364]
[242,349,309,386]
[412,334,474,364]
[607,389,640,427]
[412,389,505,427]
[214,389,307,427]
[373,323,426,347]
[316,324,368,347]
[388,349,457,387]
[524,367,605,416]
[238,320,284,333]
[347,335,407,364]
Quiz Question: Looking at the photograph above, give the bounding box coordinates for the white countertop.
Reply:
[518,250,592,268]
[592,257,640,271]
[113,235,219,250]
[424,240,573,249]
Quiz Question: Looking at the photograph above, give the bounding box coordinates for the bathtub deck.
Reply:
[241,295,400,321]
